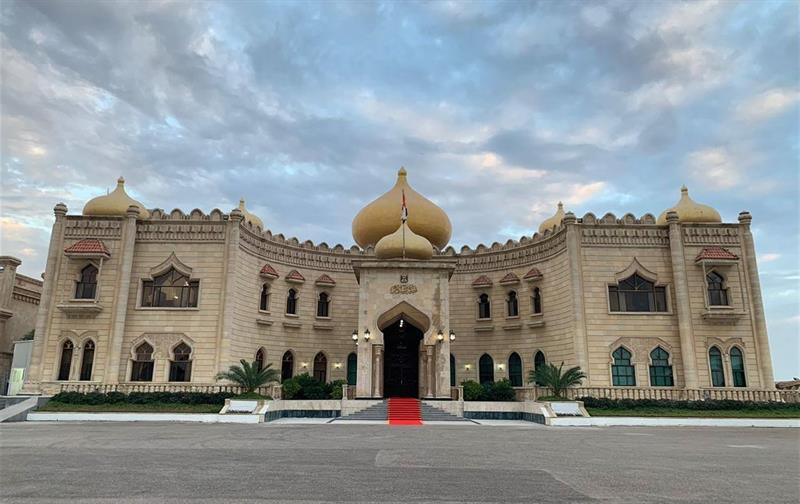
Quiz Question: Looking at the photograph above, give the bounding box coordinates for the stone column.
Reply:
[372,344,383,398]
[564,212,590,379]
[667,211,699,389]
[0,256,21,392]
[425,345,434,398]
[738,212,775,388]
[214,208,242,374]
[104,206,139,383]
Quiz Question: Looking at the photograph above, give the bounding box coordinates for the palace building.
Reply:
[24,168,775,397]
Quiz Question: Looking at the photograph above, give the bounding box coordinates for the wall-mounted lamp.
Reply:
[449,330,456,342]
[301,362,308,369]
[497,363,505,371]
[436,330,444,342]
[334,362,342,369]
[399,318,404,328]
[352,330,358,341]
[364,329,371,341]
[464,364,471,371]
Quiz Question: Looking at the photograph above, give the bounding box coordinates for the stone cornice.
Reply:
[682,224,741,245]
[64,216,123,239]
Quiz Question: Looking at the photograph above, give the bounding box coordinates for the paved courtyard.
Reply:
[1,422,797,503]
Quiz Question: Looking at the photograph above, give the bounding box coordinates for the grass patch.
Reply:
[586,408,800,418]
[40,401,222,414]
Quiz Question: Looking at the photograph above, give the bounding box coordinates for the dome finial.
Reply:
[656,185,721,225]
[681,185,688,194]
[398,166,407,177]
[117,176,125,186]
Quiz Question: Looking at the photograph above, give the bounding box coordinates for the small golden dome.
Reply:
[657,186,721,225]
[375,221,433,260]
[238,198,264,229]
[83,177,150,219]
[538,202,565,233]
[352,167,452,249]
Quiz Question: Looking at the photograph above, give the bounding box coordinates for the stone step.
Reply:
[420,403,470,422]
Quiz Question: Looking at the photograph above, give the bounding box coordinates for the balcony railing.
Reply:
[59,382,282,399]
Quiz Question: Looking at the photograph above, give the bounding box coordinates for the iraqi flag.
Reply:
[401,189,409,222]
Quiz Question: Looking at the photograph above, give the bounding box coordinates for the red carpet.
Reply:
[388,398,422,425]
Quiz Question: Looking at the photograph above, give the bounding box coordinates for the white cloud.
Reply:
[759,253,781,263]
[737,88,800,122]
[686,147,742,190]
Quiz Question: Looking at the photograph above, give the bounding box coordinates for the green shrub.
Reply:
[329,380,347,400]
[578,397,800,412]
[489,379,516,401]
[461,380,486,401]
[281,379,302,399]
[48,391,235,406]
[461,379,518,401]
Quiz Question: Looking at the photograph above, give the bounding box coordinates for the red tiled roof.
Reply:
[499,272,519,284]
[695,246,739,262]
[259,264,279,278]
[285,269,306,282]
[64,239,110,257]
[523,267,543,280]
[315,274,336,286]
[472,275,492,287]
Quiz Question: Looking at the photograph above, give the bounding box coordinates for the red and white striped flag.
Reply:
[401,189,408,222]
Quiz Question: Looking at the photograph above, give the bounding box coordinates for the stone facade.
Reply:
[24,199,775,395]
[0,256,42,393]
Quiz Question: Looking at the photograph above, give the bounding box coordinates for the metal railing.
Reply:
[514,386,800,403]
[59,382,283,399]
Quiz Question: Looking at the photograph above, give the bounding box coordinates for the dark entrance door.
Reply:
[383,319,422,398]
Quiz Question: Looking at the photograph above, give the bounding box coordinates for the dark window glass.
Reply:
[286,289,297,315]
[730,347,746,387]
[506,291,519,317]
[80,340,95,381]
[131,342,154,382]
[608,274,667,312]
[479,354,494,384]
[649,347,674,387]
[75,265,98,299]
[611,347,636,386]
[259,284,270,311]
[347,352,357,386]
[478,294,491,319]
[141,268,198,308]
[255,348,265,372]
[709,347,725,387]
[281,351,294,381]
[707,272,729,306]
[533,351,546,385]
[58,340,73,381]
[508,352,523,387]
[532,287,542,314]
[317,292,330,317]
[313,352,327,383]
[450,353,456,387]
[169,342,192,382]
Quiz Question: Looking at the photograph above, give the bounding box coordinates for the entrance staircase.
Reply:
[336,399,468,424]
[388,398,422,425]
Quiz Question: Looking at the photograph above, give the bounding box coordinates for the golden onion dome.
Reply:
[538,202,565,233]
[375,221,433,260]
[352,167,452,249]
[656,186,722,225]
[237,198,264,229]
[83,177,150,219]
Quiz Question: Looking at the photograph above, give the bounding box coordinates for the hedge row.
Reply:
[579,397,800,411]
[462,379,517,401]
[50,391,236,406]
[281,373,347,400]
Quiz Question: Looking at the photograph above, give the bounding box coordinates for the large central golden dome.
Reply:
[352,168,452,250]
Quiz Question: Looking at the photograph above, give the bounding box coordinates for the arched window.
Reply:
[255,348,266,372]
[730,347,746,387]
[611,347,636,386]
[317,292,330,317]
[508,352,523,387]
[347,352,357,386]
[57,340,74,381]
[478,293,491,319]
[169,342,192,382]
[141,267,199,308]
[131,342,154,382]
[450,353,456,387]
[706,271,729,306]
[75,265,98,300]
[313,352,327,383]
[608,274,667,312]
[506,291,519,317]
[479,354,494,384]
[648,347,673,387]
[709,346,725,387]
[531,287,542,315]
[281,351,294,381]
[79,340,95,381]
[286,289,298,315]
[259,284,270,311]
[533,351,546,385]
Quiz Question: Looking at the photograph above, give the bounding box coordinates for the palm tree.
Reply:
[215,360,279,394]
[528,362,586,399]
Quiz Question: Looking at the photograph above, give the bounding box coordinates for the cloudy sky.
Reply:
[1,0,797,378]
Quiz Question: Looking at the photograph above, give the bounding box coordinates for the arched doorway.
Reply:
[382,318,424,397]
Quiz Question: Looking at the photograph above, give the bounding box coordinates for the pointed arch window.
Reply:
[609,274,667,312]
[479,354,494,384]
[506,291,519,317]
[317,292,330,317]
[79,340,95,381]
[706,271,729,306]
[142,268,198,308]
[533,351,546,385]
[286,289,298,315]
[347,352,357,386]
[313,352,327,383]
[508,352,523,387]
[57,340,74,381]
[168,342,192,382]
[75,265,98,300]
[255,348,266,372]
[531,287,542,315]
[450,353,456,387]
[281,351,294,381]
[259,284,270,311]
[478,293,491,319]
[709,346,725,387]
[648,347,674,387]
[611,347,636,386]
[131,342,154,382]
[730,347,746,387]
